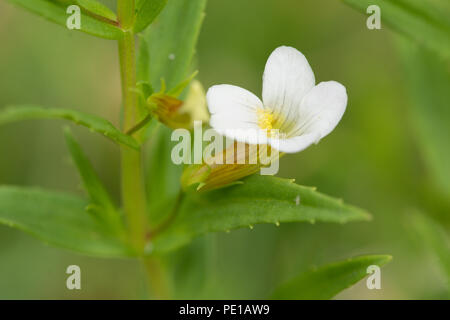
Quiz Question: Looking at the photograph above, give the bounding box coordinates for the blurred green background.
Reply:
[0,0,448,299]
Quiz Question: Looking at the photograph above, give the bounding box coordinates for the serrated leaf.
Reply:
[64,128,124,234]
[0,105,139,150]
[76,0,117,21]
[150,175,371,253]
[134,0,167,34]
[139,0,207,89]
[0,186,132,258]
[271,255,392,299]
[7,0,123,40]
[343,0,450,58]
[395,39,450,198]
[409,211,450,292]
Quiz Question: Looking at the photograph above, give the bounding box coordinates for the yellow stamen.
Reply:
[256,108,275,131]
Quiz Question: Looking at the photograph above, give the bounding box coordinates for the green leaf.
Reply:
[134,0,167,34]
[7,0,123,39]
[137,35,151,83]
[140,0,207,221]
[146,124,183,225]
[0,186,132,258]
[76,0,117,21]
[271,255,392,299]
[64,128,124,234]
[0,105,139,150]
[139,0,207,89]
[395,39,450,198]
[342,0,450,58]
[409,211,450,292]
[150,175,371,253]
[167,70,199,97]
[165,236,214,299]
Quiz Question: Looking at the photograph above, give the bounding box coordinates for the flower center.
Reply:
[256,108,275,131]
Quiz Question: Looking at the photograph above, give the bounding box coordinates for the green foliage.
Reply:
[134,0,167,34]
[1,0,446,300]
[409,212,450,292]
[137,35,151,82]
[6,0,123,39]
[396,39,450,197]
[150,175,371,253]
[343,0,450,58]
[76,0,117,21]
[0,186,131,258]
[146,124,183,224]
[64,128,123,234]
[0,105,139,150]
[167,70,199,97]
[165,236,215,299]
[140,0,207,222]
[139,0,207,89]
[272,255,392,299]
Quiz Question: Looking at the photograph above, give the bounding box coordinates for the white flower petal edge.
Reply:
[269,133,320,153]
[262,46,315,120]
[296,81,347,140]
[207,84,269,145]
[277,81,348,152]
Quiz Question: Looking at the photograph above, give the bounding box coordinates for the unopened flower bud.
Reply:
[181,142,279,192]
[148,79,209,130]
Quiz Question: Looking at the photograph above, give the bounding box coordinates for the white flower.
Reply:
[206,46,347,153]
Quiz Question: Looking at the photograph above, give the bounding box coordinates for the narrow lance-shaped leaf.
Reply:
[146,124,183,225]
[0,186,132,258]
[64,128,124,235]
[137,35,151,83]
[6,0,123,40]
[0,105,139,150]
[140,0,207,89]
[271,255,392,300]
[76,0,117,21]
[342,0,450,58]
[134,0,167,34]
[150,175,372,253]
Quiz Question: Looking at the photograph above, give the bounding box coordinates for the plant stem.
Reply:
[117,1,147,254]
[125,114,152,135]
[117,0,170,300]
[143,257,171,299]
[117,0,135,30]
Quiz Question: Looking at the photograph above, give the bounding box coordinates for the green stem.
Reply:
[117,0,135,30]
[125,114,152,135]
[117,1,147,254]
[117,0,170,300]
[143,257,171,299]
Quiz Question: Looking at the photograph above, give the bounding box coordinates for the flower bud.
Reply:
[179,80,210,124]
[148,93,190,129]
[148,80,209,130]
[181,142,279,192]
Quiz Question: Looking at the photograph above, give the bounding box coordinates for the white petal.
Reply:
[207,84,268,144]
[269,133,320,153]
[291,81,347,140]
[207,84,262,116]
[212,126,270,145]
[262,46,315,123]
